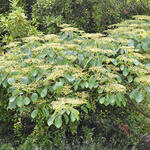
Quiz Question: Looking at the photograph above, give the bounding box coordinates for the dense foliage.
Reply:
[32,0,150,33]
[0,0,38,50]
[0,15,150,149]
[0,0,150,149]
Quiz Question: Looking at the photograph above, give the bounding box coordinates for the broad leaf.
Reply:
[64,114,69,124]
[16,96,23,107]
[41,88,48,98]
[99,97,105,104]
[31,93,38,102]
[24,97,31,105]
[8,78,15,85]
[47,115,55,126]
[123,68,129,77]
[81,106,88,114]
[129,88,138,99]
[9,95,17,102]
[31,110,38,119]
[135,91,143,103]
[55,115,62,128]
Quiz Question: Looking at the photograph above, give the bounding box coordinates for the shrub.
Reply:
[0,15,150,148]
[0,0,39,49]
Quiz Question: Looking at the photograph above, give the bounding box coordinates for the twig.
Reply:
[128,100,150,119]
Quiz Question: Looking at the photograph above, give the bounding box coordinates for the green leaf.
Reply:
[57,56,65,65]
[43,108,49,117]
[65,74,75,82]
[120,65,124,71]
[32,70,37,77]
[109,95,116,105]
[24,97,31,105]
[135,91,143,103]
[142,42,148,51]
[146,91,150,102]
[53,81,63,90]
[89,76,96,89]
[31,93,38,102]
[145,87,150,102]
[36,74,43,82]
[1,73,7,82]
[41,88,48,98]
[133,59,139,66]
[81,106,88,114]
[74,80,80,91]
[2,79,8,88]
[0,77,2,85]
[55,115,62,128]
[84,82,89,88]
[47,115,55,126]
[21,76,30,84]
[116,94,122,107]
[16,96,23,107]
[86,102,92,109]
[129,88,138,99]
[9,95,17,102]
[80,82,85,89]
[104,95,110,106]
[31,110,38,119]
[64,114,69,124]
[128,75,133,83]
[8,78,15,85]
[7,101,16,110]
[70,109,79,122]
[123,68,129,77]
[99,97,105,104]
[98,87,103,93]
[65,108,70,115]
[112,59,118,66]
[122,98,126,107]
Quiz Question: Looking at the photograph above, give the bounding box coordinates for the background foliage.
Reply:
[32,0,150,33]
[0,0,150,149]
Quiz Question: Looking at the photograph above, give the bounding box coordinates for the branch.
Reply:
[128,100,150,119]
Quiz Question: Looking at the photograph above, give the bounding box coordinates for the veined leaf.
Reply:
[41,88,48,98]
[123,68,129,77]
[65,74,75,82]
[47,115,55,126]
[64,114,69,124]
[129,88,138,99]
[81,106,88,114]
[31,110,38,119]
[70,109,79,122]
[32,70,37,77]
[55,115,62,128]
[7,101,16,110]
[135,91,143,103]
[99,97,105,104]
[16,96,23,107]
[31,93,38,102]
[9,95,17,102]
[128,75,133,83]
[8,78,15,85]
[109,95,116,105]
[88,75,96,89]
[24,97,31,105]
